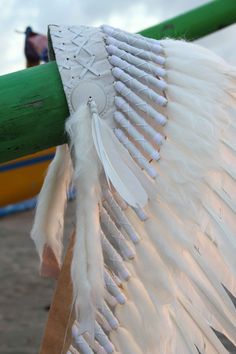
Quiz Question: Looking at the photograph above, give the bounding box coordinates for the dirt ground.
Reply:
[0,201,75,354]
[0,200,235,354]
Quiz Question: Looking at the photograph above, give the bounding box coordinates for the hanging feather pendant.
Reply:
[65,103,104,336]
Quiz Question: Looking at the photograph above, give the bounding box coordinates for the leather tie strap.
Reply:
[39,234,75,354]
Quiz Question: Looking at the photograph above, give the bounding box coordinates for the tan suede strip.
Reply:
[39,234,75,354]
[40,244,61,279]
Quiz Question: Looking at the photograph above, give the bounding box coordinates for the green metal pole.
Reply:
[1,0,236,163]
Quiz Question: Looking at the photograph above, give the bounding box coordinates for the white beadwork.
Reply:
[96,312,112,333]
[113,191,128,210]
[101,231,131,281]
[83,332,107,354]
[112,67,167,106]
[115,128,158,178]
[109,54,167,91]
[72,325,93,354]
[102,25,163,54]
[114,111,160,161]
[106,44,166,78]
[115,96,164,145]
[115,81,167,126]
[104,189,140,243]
[132,206,149,221]
[99,302,119,330]
[106,36,165,66]
[104,269,127,304]
[100,207,135,260]
[95,322,115,353]
[104,289,117,307]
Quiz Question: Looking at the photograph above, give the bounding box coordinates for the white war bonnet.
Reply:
[31,24,236,353]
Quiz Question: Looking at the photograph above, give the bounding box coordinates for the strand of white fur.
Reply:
[31,144,72,266]
[66,103,104,336]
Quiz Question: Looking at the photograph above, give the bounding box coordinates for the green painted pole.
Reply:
[0,62,69,163]
[139,0,236,40]
[1,0,236,163]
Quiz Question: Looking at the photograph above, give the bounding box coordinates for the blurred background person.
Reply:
[24,26,48,67]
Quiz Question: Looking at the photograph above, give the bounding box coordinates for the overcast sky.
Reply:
[0,0,210,75]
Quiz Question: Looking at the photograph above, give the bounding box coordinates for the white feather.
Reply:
[90,99,149,208]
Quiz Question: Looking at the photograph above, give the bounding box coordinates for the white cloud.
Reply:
[0,0,208,75]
